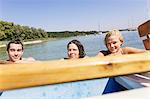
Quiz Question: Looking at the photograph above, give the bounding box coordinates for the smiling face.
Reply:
[7,43,24,62]
[106,35,123,54]
[67,43,80,59]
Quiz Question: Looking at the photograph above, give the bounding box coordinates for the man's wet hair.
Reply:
[7,39,24,51]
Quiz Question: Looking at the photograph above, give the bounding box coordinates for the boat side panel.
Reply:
[0,78,109,99]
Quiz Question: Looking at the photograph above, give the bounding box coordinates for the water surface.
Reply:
[0,31,144,61]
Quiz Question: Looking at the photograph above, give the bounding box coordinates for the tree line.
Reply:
[0,20,98,41]
[0,20,48,41]
[47,31,98,38]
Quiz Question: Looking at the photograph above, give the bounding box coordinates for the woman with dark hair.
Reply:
[66,39,86,59]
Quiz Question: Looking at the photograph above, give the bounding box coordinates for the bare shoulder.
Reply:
[97,52,105,57]
[15,57,36,63]
[26,57,35,61]
[22,57,35,61]
[122,47,146,54]
[83,56,89,58]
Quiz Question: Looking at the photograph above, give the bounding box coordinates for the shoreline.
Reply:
[23,40,42,45]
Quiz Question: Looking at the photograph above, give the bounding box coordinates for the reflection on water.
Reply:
[0,31,144,61]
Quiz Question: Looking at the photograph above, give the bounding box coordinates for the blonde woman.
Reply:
[97,29,146,56]
[97,29,149,93]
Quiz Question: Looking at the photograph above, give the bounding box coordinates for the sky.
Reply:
[0,0,150,32]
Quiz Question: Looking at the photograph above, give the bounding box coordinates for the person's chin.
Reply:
[12,58,20,62]
[70,56,78,59]
[110,50,117,53]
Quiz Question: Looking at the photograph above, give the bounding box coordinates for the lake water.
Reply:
[0,31,145,61]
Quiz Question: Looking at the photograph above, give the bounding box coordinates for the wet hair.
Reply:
[7,39,24,51]
[67,39,86,58]
[104,29,124,46]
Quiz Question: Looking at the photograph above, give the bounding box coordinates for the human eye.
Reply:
[10,49,15,52]
[73,49,77,51]
[68,49,71,51]
[17,49,22,52]
[113,41,117,44]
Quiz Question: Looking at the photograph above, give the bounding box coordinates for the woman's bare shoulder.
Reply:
[122,47,146,54]
[97,52,105,56]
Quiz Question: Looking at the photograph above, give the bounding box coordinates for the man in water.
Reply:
[6,40,35,63]
[0,40,35,96]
